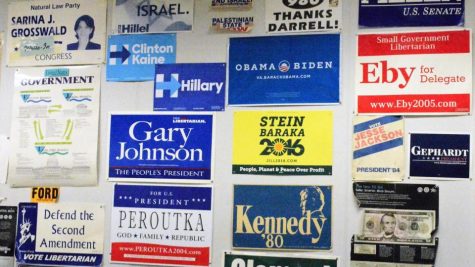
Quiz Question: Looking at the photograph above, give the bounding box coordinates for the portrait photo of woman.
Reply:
[67,15,101,50]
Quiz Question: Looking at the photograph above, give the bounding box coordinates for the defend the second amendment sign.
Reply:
[356,29,472,115]
[233,111,333,175]
[108,113,214,183]
[233,185,332,250]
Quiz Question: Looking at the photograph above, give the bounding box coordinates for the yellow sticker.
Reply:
[31,187,59,203]
[233,111,333,175]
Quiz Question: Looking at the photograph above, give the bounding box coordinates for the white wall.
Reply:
[0,0,474,266]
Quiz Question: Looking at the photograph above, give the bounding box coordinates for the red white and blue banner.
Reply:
[352,116,404,182]
[356,29,472,115]
[110,184,213,267]
[410,133,470,180]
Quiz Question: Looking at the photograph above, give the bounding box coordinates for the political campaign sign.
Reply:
[233,111,332,175]
[211,0,253,10]
[233,185,332,250]
[112,0,194,34]
[356,29,472,115]
[359,0,464,28]
[107,34,176,81]
[224,251,338,267]
[154,63,226,111]
[9,66,101,187]
[111,184,213,266]
[352,116,404,182]
[266,0,341,33]
[211,17,254,33]
[410,133,470,179]
[15,202,104,266]
[6,0,106,66]
[229,34,340,106]
[108,113,215,183]
[0,206,17,265]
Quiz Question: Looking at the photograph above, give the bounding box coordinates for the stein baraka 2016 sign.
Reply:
[108,113,214,183]
[233,111,332,175]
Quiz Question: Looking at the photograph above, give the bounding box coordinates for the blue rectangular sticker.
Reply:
[154,63,226,111]
[108,114,214,182]
[107,34,176,81]
[15,203,103,266]
[233,185,332,250]
[410,133,470,179]
[359,0,464,28]
[228,34,340,106]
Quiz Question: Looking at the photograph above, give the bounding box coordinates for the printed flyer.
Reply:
[112,0,194,34]
[211,16,254,33]
[210,0,253,10]
[7,0,106,66]
[233,111,333,175]
[233,185,332,250]
[154,63,225,111]
[224,251,338,267]
[356,29,472,115]
[107,34,176,81]
[111,184,213,267]
[266,0,341,33]
[409,133,470,180]
[108,113,215,183]
[15,202,104,266]
[0,135,9,184]
[352,116,404,181]
[0,206,17,266]
[359,0,464,28]
[229,34,340,106]
[9,66,101,187]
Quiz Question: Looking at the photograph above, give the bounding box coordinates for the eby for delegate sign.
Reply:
[356,30,471,115]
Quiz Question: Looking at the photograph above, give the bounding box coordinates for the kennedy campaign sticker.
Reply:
[107,34,176,81]
[233,185,332,250]
[266,0,341,33]
[111,184,212,267]
[229,34,340,106]
[352,116,404,182]
[359,0,464,28]
[0,207,17,262]
[112,0,194,34]
[15,202,104,266]
[410,133,470,179]
[224,252,338,267]
[233,111,333,175]
[7,0,106,66]
[154,63,226,111]
[108,113,214,183]
[356,29,472,115]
